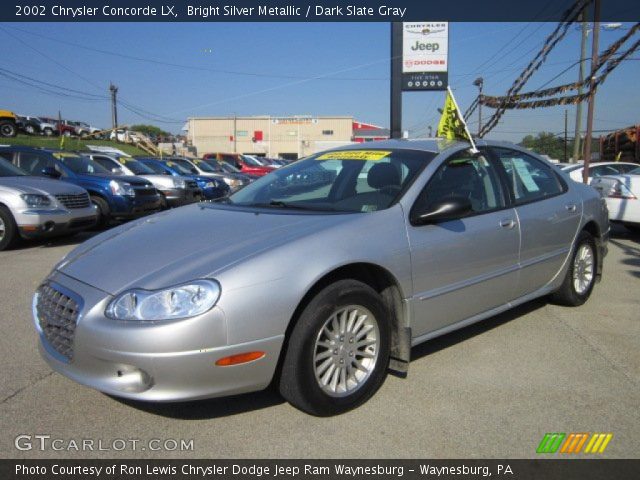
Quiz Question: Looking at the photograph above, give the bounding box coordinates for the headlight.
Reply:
[106,279,221,321]
[224,178,240,187]
[109,180,135,196]
[21,194,53,208]
[172,178,186,189]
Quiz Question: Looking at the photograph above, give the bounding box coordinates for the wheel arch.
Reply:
[274,262,411,385]
[581,220,604,281]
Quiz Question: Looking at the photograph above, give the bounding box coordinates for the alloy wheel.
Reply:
[573,244,594,295]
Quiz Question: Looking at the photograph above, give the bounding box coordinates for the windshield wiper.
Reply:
[249,201,337,212]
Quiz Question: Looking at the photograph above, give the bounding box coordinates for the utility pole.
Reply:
[109,83,118,129]
[564,109,568,162]
[427,125,433,137]
[473,77,484,136]
[572,11,588,162]
[582,0,600,184]
[390,22,403,139]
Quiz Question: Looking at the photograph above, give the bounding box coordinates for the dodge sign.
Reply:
[402,22,449,91]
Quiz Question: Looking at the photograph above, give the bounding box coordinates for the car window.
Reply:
[413,151,506,216]
[141,160,170,175]
[0,157,27,176]
[591,165,620,177]
[53,154,110,175]
[0,151,14,163]
[493,148,564,204]
[171,159,199,174]
[17,152,53,175]
[93,156,124,174]
[617,164,638,173]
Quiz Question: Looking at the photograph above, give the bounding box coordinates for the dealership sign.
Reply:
[402,22,448,91]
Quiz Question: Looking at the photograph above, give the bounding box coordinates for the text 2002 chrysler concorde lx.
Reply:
[33,140,608,416]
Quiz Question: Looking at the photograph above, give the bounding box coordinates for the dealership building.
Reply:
[184,116,389,159]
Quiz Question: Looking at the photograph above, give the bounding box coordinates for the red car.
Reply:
[39,117,76,137]
[203,152,276,177]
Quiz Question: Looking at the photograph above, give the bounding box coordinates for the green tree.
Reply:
[519,132,568,160]
[130,124,170,138]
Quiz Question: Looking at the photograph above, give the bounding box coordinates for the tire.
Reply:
[549,230,597,306]
[63,130,72,137]
[279,279,390,416]
[90,196,111,229]
[0,120,17,138]
[43,128,54,137]
[0,206,18,251]
[25,125,36,135]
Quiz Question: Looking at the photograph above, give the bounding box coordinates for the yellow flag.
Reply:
[59,134,65,149]
[437,91,471,141]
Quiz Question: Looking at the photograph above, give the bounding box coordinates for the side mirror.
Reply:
[41,166,61,179]
[412,196,472,225]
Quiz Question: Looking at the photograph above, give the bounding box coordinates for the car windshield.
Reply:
[53,153,110,175]
[164,159,196,175]
[228,149,434,212]
[117,158,154,175]
[628,166,640,175]
[242,155,265,167]
[220,162,241,173]
[190,158,217,173]
[140,160,169,175]
[199,159,226,172]
[0,157,27,176]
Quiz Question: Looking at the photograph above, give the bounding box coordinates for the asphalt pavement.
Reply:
[1,226,638,458]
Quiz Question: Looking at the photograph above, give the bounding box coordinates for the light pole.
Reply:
[473,77,484,136]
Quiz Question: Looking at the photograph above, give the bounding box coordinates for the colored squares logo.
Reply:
[537,433,613,454]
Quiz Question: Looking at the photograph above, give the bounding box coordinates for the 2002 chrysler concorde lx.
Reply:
[33,139,609,416]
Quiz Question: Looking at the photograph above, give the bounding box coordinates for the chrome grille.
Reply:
[55,193,90,209]
[36,284,79,361]
[133,186,158,197]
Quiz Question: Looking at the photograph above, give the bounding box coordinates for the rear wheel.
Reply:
[549,231,597,306]
[279,279,390,416]
[0,206,18,251]
[90,196,110,229]
[43,128,54,137]
[25,124,36,135]
[0,120,17,138]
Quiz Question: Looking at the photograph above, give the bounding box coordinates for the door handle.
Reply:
[500,219,516,229]
[565,204,577,212]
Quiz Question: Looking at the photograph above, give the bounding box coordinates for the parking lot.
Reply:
[0,225,638,459]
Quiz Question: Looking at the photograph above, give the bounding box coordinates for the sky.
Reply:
[1,20,638,143]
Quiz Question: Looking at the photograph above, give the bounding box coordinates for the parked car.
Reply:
[15,115,54,136]
[195,158,253,191]
[39,117,76,137]
[204,152,276,177]
[32,140,608,415]
[0,109,18,137]
[561,161,638,182]
[70,121,101,138]
[162,156,239,190]
[0,157,96,250]
[590,166,640,232]
[3,146,162,227]
[137,158,229,200]
[86,153,203,208]
[110,129,141,143]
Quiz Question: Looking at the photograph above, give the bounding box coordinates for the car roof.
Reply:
[323,138,528,155]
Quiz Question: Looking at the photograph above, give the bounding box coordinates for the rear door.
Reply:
[492,147,582,298]
[407,149,520,338]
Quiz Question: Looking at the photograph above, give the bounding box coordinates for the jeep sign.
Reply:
[402,22,448,91]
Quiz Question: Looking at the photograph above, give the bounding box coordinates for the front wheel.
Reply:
[43,128,54,137]
[90,196,110,229]
[549,231,597,306]
[0,206,18,251]
[0,121,17,137]
[279,279,390,416]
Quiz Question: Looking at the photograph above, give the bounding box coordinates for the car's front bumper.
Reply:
[34,272,283,402]
[16,206,97,239]
[111,195,163,219]
[160,187,202,207]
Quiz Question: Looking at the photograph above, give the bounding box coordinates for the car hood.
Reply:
[56,204,353,295]
[0,176,86,195]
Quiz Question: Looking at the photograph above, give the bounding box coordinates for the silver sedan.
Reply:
[33,140,609,416]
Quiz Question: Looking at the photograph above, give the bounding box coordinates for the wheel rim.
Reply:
[573,244,595,295]
[1,125,13,135]
[313,305,380,398]
[0,216,5,241]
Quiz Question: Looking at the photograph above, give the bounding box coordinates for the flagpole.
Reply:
[447,86,479,153]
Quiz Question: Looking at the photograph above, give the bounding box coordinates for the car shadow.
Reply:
[608,227,640,279]
[108,387,285,420]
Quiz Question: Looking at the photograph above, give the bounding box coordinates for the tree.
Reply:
[519,132,567,160]
[130,124,170,138]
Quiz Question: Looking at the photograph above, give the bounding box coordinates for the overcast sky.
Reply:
[1,21,638,142]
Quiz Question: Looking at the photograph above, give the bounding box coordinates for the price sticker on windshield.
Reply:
[317,150,392,161]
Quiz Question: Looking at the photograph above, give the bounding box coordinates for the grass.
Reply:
[0,134,150,156]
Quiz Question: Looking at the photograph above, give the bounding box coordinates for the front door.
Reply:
[407,149,520,339]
